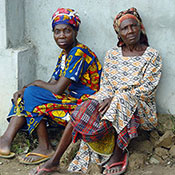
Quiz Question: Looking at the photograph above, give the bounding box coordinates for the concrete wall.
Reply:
[0,0,36,134]
[24,0,175,114]
[0,0,175,133]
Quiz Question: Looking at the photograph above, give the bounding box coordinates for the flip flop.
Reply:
[29,166,54,175]
[0,152,15,159]
[104,151,129,175]
[19,152,54,165]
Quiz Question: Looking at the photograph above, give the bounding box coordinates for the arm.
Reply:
[13,77,71,105]
[131,51,162,99]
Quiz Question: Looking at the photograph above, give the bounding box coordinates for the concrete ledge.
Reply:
[0,44,36,134]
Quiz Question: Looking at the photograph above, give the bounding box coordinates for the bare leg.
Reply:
[0,116,26,155]
[21,120,54,163]
[103,133,126,174]
[29,121,73,175]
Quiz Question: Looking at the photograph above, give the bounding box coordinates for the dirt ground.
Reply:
[1,157,175,175]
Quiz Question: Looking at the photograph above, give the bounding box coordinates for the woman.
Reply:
[0,8,102,165]
[29,7,162,175]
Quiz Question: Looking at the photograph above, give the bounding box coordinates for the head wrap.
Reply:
[52,8,81,31]
[113,7,149,47]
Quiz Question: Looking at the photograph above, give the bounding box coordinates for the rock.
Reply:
[87,163,102,175]
[154,147,169,160]
[149,155,162,164]
[150,130,160,146]
[0,162,3,165]
[156,114,174,133]
[155,130,174,148]
[169,145,175,157]
[60,140,80,167]
[129,140,153,154]
[128,152,147,170]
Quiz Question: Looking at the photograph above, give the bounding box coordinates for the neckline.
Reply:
[118,46,149,58]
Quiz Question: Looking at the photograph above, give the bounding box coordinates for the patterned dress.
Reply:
[68,46,162,173]
[8,44,102,134]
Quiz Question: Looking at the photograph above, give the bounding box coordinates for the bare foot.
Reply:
[103,151,128,175]
[19,145,54,164]
[29,159,60,175]
[0,136,11,155]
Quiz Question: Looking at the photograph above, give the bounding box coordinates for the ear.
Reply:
[74,30,78,38]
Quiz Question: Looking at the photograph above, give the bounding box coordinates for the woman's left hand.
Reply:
[98,97,113,116]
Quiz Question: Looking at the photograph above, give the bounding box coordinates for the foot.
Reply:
[29,159,60,175]
[19,145,54,164]
[103,151,128,175]
[0,136,11,155]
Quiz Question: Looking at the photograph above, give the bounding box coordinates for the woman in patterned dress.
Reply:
[29,7,162,175]
[0,8,102,165]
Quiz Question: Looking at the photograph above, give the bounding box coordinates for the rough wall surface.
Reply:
[24,0,175,114]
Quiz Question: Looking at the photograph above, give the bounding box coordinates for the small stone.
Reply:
[155,130,174,148]
[0,162,3,165]
[169,145,175,157]
[167,161,171,165]
[149,156,160,164]
[154,147,169,159]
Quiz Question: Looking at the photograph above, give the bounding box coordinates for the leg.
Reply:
[0,116,26,155]
[103,133,128,175]
[20,119,54,163]
[29,121,73,175]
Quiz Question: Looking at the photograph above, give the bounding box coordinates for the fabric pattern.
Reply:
[68,140,110,173]
[68,46,162,173]
[52,8,81,31]
[8,44,102,134]
[71,99,113,144]
[52,43,102,98]
[90,46,162,134]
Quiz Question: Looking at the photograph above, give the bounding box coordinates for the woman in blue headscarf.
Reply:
[0,8,102,165]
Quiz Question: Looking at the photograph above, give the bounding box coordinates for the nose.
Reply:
[59,31,65,38]
[127,26,134,33]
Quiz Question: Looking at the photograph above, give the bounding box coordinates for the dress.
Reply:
[68,46,162,173]
[8,44,102,134]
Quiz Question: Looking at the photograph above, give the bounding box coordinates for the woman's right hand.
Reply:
[98,97,113,116]
[12,88,25,105]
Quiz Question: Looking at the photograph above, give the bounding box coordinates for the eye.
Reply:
[54,29,61,35]
[120,26,127,32]
[64,28,71,34]
[131,23,139,29]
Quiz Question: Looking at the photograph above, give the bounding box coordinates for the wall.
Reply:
[0,0,175,133]
[24,0,175,114]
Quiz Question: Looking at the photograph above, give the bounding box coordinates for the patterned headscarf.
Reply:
[113,7,149,47]
[52,8,81,31]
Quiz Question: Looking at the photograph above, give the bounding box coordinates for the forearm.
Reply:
[24,80,58,94]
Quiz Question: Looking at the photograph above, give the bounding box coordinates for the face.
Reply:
[118,18,141,46]
[53,24,77,50]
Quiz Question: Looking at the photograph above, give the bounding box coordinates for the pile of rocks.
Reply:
[128,114,175,170]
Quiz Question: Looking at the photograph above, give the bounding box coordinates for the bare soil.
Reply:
[1,157,175,175]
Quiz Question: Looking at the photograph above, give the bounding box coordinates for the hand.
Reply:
[12,88,25,105]
[98,97,113,116]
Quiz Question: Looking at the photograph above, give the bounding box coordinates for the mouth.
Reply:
[58,41,67,46]
[127,35,136,40]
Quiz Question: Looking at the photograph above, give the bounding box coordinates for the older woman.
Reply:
[29,7,162,175]
[0,8,102,165]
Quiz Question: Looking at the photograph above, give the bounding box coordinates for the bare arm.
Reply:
[13,77,71,105]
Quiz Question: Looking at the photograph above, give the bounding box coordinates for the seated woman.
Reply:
[29,7,162,175]
[0,8,102,165]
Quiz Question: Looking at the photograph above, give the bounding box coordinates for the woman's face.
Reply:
[118,18,141,46]
[53,24,77,50]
